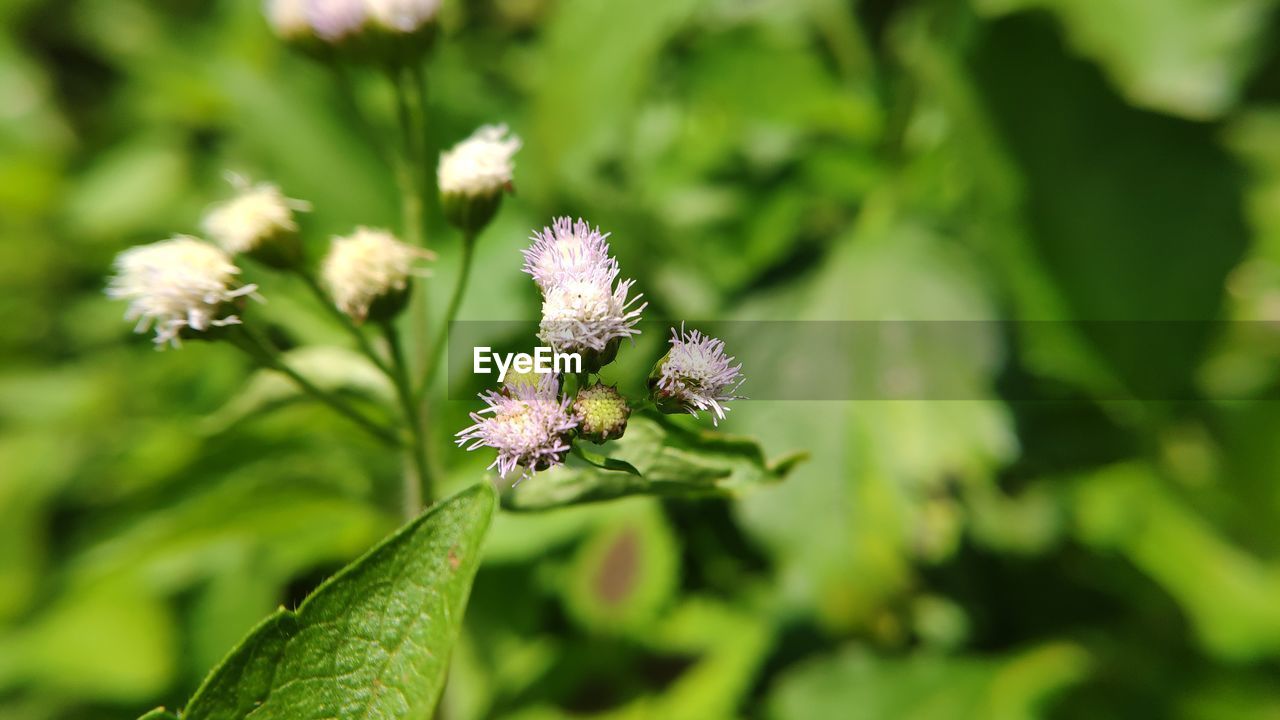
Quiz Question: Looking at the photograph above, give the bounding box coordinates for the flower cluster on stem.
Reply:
[525,217,646,359]
[457,215,746,481]
[112,2,747,509]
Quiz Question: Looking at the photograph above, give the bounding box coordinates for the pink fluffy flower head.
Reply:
[304,0,367,42]
[456,376,578,479]
[537,262,645,355]
[651,325,745,425]
[521,217,617,290]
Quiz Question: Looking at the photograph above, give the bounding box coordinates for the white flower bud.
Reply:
[265,0,311,41]
[321,227,430,323]
[107,237,258,348]
[538,267,645,357]
[305,0,368,42]
[202,179,309,267]
[439,125,521,233]
[365,0,441,34]
[439,125,521,198]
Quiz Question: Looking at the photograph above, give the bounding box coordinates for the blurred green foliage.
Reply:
[4,0,1280,718]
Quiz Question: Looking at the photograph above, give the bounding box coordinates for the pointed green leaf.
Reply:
[142,483,495,720]
[768,643,1089,720]
[975,0,1270,119]
[570,443,642,476]
[502,415,804,511]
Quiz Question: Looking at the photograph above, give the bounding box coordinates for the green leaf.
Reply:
[972,15,1249,399]
[561,500,679,634]
[731,226,1016,631]
[529,0,702,203]
[767,643,1090,720]
[0,581,176,703]
[149,482,495,720]
[642,600,772,718]
[137,711,179,720]
[501,416,804,511]
[1072,463,1280,660]
[570,443,642,476]
[974,0,1273,119]
[61,135,190,241]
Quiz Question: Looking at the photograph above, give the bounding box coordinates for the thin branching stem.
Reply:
[390,67,425,249]
[388,62,437,508]
[294,269,394,378]
[382,320,431,514]
[230,325,401,447]
[404,62,432,238]
[417,231,476,402]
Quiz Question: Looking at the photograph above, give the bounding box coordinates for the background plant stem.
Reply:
[382,320,430,516]
[418,231,476,402]
[392,72,425,250]
[294,269,394,377]
[391,63,436,509]
[230,325,401,447]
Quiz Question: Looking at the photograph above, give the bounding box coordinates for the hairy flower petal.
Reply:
[438,124,521,198]
[322,227,429,322]
[455,376,577,478]
[655,324,745,425]
[107,236,256,348]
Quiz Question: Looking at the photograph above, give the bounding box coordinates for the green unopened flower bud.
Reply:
[438,125,521,235]
[441,192,503,238]
[365,0,439,64]
[572,383,630,442]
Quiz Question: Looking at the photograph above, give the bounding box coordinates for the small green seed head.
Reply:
[573,383,630,442]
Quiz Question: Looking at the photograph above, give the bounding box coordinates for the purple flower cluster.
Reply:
[458,217,746,481]
[653,324,745,425]
[455,376,577,479]
[521,217,616,290]
[523,217,645,355]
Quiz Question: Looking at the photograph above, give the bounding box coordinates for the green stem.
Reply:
[405,63,431,233]
[330,63,392,160]
[231,325,401,448]
[417,232,476,401]
[382,320,431,513]
[390,64,437,506]
[391,68,425,249]
[634,398,658,413]
[295,270,394,378]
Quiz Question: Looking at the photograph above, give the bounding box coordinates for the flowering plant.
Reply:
[104,4,796,719]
